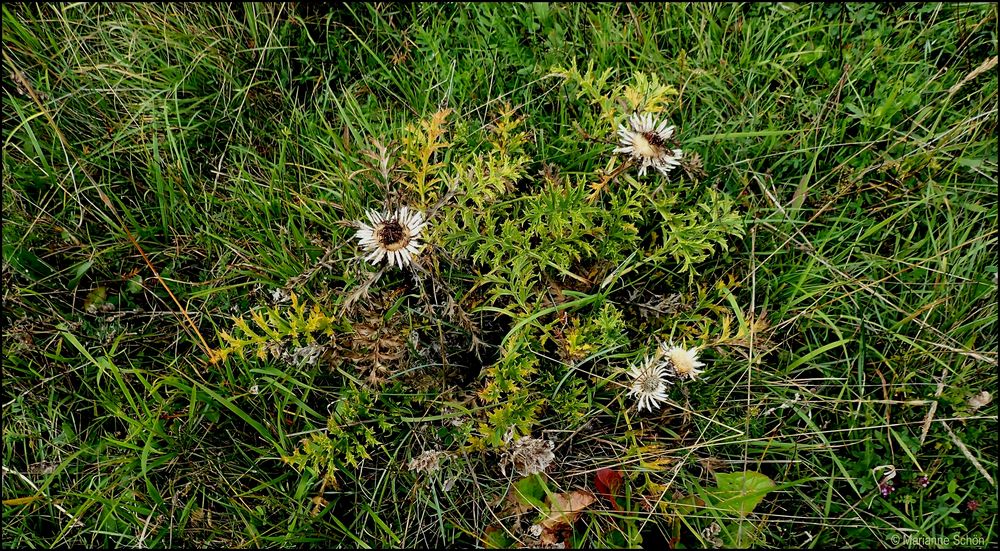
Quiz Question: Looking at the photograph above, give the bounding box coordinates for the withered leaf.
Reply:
[540,489,596,530]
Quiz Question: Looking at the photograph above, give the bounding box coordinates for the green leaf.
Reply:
[672,493,705,516]
[68,259,93,288]
[704,471,776,517]
[512,474,548,511]
[721,520,761,548]
[484,526,515,549]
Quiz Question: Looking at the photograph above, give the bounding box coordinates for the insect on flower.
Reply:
[615,112,683,177]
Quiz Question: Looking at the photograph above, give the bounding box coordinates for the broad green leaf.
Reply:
[512,474,547,511]
[705,471,776,517]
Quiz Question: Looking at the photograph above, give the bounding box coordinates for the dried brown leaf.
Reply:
[540,490,596,530]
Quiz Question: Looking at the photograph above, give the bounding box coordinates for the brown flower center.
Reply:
[377,219,409,251]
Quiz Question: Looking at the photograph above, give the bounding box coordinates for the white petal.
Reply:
[631,115,642,132]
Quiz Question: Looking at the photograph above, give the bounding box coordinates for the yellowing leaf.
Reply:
[622,72,678,113]
[3,494,43,506]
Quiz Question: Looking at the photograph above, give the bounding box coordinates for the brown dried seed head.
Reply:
[378,219,405,246]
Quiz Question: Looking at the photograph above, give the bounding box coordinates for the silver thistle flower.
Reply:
[627,355,671,412]
[659,343,706,380]
[354,206,426,268]
[615,112,683,177]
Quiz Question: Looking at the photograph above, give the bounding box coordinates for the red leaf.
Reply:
[594,468,624,511]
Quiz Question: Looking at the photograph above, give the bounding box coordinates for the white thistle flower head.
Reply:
[627,355,671,412]
[354,206,426,268]
[615,112,683,177]
[660,343,705,380]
